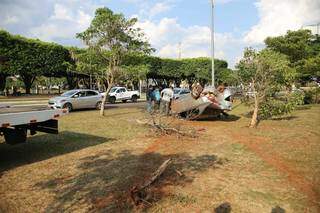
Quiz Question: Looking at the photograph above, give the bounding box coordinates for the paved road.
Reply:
[1,100,146,113]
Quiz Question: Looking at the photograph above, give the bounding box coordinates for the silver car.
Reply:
[48,89,103,111]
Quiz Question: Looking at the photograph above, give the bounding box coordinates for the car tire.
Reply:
[109,96,116,104]
[96,101,102,110]
[63,103,73,112]
[131,95,138,102]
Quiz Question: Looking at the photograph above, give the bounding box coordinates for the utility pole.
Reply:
[210,0,215,87]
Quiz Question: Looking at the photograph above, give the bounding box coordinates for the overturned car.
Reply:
[171,85,233,120]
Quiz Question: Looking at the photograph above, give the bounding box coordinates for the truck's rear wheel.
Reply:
[109,96,116,104]
[131,95,138,102]
[3,127,27,145]
[63,103,73,112]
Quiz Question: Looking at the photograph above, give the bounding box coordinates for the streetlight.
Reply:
[210,0,215,87]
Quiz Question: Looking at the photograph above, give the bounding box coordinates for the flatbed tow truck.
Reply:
[0,104,67,145]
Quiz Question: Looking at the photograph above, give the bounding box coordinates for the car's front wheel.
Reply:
[131,95,138,102]
[63,103,73,112]
[109,96,116,104]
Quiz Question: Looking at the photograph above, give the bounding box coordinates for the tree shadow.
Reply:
[270,116,298,121]
[214,202,232,213]
[196,114,241,122]
[34,150,226,212]
[0,131,112,173]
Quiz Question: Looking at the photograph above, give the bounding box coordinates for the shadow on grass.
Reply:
[196,114,241,122]
[35,150,225,212]
[295,105,311,110]
[270,116,298,121]
[0,131,112,173]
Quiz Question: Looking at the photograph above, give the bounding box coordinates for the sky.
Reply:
[0,0,319,68]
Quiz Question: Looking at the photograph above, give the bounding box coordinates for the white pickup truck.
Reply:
[0,105,67,144]
[108,87,140,104]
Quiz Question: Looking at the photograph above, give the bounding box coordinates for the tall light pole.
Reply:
[210,0,215,87]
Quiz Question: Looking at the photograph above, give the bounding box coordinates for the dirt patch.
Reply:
[230,132,320,211]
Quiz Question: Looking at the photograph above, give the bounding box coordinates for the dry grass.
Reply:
[0,104,319,212]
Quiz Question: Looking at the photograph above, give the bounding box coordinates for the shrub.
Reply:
[304,87,320,104]
[259,91,305,119]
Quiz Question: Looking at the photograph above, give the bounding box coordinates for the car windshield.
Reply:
[110,88,118,93]
[61,90,77,97]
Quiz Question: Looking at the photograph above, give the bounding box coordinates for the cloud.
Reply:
[149,2,172,17]
[137,1,174,19]
[136,17,245,67]
[0,0,100,45]
[244,0,320,44]
[0,0,245,67]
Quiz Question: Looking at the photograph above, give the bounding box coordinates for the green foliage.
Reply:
[0,30,72,93]
[123,54,232,85]
[259,92,304,119]
[236,48,297,123]
[303,88,320,104]
[120,64,149,86]
[76,7,152,92]
[265,29,320,83]
[237,48,295,94]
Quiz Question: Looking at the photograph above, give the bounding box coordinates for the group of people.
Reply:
[146,86,174,115]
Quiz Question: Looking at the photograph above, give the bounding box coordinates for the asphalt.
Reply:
[0,100,146,114]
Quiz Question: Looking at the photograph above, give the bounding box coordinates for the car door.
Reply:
[71,91,86,109]
[117,88,126,100]
[85,90,99,108]
[122,88,131,99]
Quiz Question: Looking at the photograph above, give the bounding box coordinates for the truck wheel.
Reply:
[96,101,102,110]
[3,127,27,145]
[63,103,73,112]
[122,100,127,103]
[131,95,138,102]
[109,96,116,104]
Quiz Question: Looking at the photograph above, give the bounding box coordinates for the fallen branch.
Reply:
[130,159,172,206]
[136,116,196,138]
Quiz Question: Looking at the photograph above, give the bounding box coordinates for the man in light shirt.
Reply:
[160,86,174,115]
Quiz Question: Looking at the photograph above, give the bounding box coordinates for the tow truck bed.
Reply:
[0,105,67,144]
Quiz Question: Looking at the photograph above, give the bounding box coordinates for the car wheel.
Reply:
[131,95,138,102]
[109,96,116,104]
[63,103,73,112]
[96,101,102,110]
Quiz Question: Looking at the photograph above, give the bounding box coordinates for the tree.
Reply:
[265,29,319,84]
[236,48,298,127]
[0,31,14,93]
[0,30,72,94]
[76,7,152,116]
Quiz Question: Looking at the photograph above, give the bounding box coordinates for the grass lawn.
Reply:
[0,103,319,212]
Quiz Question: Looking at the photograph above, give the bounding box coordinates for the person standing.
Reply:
[152,86,161,110]
[160,86,174,115]
[146,86,154,112]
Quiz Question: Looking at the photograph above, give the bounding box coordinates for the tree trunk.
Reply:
[249,87,259,128]
[100,84,112,116]
[21,75,35,94]
[66,75,77,89]
[0,74,7,94]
